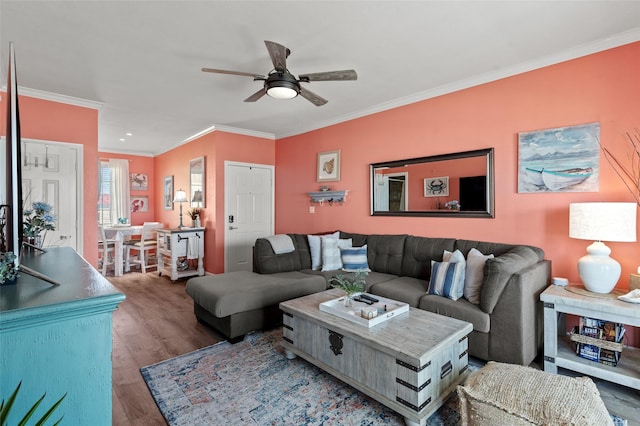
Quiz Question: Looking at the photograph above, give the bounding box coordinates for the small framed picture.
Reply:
[317,150,341,182]
[164,176,174,210]
[131,196,148,213]
[424,176,449,197]
[130,173,148,190]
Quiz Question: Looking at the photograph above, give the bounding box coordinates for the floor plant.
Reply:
[0,381,66,426]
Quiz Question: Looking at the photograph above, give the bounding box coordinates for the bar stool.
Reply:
[125,222,162,273]
[98,225,116,275]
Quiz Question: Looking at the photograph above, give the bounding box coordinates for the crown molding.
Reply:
[153,124,275,156]
[276,30,640,139]
[98,147,155,157]
[213,124,275,140]
[3,86,105,110]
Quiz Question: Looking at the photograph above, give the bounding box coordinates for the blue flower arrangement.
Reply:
[0,251,18,284]
[444,200,461,210]
[23,202,56,245]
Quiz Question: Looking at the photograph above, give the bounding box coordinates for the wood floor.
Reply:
[109,272,640,426]
[109,272,223,425]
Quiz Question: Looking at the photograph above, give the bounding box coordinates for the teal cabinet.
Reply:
[1,248,125,425]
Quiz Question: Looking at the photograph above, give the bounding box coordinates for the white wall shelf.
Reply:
[308,190,349,204]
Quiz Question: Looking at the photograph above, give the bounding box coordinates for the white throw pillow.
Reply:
[464,248,494,305]
[308,231,339,270]
[320,236,352,271]
[443,249,465,263]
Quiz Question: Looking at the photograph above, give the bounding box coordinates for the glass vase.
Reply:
[343,295,354,308]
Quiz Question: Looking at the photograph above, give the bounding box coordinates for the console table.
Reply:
[0,247,125,425]
[157,227,205,281]
[541,285,640,390]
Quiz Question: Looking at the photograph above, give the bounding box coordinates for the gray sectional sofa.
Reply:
[186,231,551,365]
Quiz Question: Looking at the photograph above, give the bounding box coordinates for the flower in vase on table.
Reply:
[187,208,201,227]
[23,201,56,246]
[445,200,460,210]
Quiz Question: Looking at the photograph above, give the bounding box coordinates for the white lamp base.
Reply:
[577,241,621,294]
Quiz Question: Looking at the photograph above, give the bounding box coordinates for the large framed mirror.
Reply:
[190,156,205,208]
[370,148,494,218]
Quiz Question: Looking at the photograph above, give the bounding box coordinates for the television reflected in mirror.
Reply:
[370,148,494,218]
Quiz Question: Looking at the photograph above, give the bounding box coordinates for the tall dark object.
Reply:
[459,176,487,212]
[3,42,59,285]
[5,42,23,262]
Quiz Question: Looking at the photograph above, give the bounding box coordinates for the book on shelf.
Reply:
[574,316,625,367]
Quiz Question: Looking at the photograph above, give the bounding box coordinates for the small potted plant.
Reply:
[0,251,19,286]
[187,208,201,227]
[331,270,367,307]
[23,201,56,248]
[445,200,461,211]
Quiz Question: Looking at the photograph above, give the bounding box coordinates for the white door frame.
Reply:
[224,161,275,272]
[388,171,409,211]
[21,138,84,255]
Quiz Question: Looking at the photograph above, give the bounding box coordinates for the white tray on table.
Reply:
[319,293,409,328]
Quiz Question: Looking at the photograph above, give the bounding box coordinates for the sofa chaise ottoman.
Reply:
[186,270,326,340]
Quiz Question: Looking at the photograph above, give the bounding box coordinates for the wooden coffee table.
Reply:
[279,289,473,426]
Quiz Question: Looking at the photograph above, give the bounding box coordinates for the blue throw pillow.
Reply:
[428,260,465,301]
[340,245,370,272]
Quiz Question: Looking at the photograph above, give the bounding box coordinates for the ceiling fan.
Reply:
[202,40,357,106]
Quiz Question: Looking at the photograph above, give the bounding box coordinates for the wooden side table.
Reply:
[540,285,640,390]
[157,227,205,281]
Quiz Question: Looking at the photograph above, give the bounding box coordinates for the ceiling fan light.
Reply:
[266,85,298,99]
[266,78,299,99]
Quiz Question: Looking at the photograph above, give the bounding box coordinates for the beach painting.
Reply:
[518,122,600,193]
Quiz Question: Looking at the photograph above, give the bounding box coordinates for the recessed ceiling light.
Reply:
[119,138,125,142]
[125,132,133,136]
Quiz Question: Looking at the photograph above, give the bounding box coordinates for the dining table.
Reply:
[103,225,143,276]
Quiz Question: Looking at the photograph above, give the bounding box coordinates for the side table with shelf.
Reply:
[157,227,205,281]
[540,285,640,390]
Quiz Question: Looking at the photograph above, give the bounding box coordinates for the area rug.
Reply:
[140,328,461,425]
[141,329,628,426]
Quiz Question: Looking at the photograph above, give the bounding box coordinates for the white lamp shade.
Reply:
[569,202,637,293]
[173,189,188,203]
[569,202,636,242]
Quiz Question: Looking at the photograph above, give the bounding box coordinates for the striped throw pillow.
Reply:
[428,260,466,300]
[340,245,370,272]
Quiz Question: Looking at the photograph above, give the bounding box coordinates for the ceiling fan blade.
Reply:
[264,40,290,71]
[299,87,328,107]
[244,88,266,102]
[202,68,264,79]
[298,69,357,82]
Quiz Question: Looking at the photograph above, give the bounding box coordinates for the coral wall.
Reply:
[1,93,99,265]
[98,152,156,225]
[275,42,640,345]
[154,130,274,273]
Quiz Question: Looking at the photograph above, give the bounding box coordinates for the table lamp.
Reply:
[173,189,189,228]
[569,202,637,293]
[191,190,203,208]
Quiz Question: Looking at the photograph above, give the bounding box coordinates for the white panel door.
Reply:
[224,162,274,272]
[21,140,79,250]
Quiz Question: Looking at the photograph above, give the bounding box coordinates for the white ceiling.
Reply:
[2,1,640,156]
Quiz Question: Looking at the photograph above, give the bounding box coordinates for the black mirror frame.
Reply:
[370,148,495,218]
